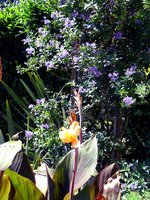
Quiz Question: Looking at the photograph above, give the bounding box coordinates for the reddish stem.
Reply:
[79,103,83,144]
[70,147,78,200]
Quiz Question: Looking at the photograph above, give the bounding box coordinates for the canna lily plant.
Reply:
[0,89,121,200]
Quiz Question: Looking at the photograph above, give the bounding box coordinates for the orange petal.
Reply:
[71,139,80,148]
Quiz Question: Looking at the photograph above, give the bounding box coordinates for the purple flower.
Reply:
[41,30,49,37]
[65,18,74,27]
[44,19,50,24]
[25,130,33,139]
[23,38,32,44]
[100,21,103,26]
[60,0,66,5]
[34,142,38,147]
[38,27,43,33]
[60,50,69,58]
[26,47,35,54]
[73,56,79,63]
[49,40,55,47]
[130,184,138,191]
[41,124,49,129]
[80,13,86,20]
[36,98,45,105]
[123,97,135,106]
[114,32,122,40]
[88,66,101,77]
[121,183,126,190]
[45,61,54,69]
[148,48,150,55]
[72,11,79,17]
[108,72,119,81]
[125,66,136,77]
[135,20,142,24]
[56,34,61,39]
[35,38,43,48]
[28,104,34,109]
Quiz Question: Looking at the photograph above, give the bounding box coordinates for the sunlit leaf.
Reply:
[0,140,22,171]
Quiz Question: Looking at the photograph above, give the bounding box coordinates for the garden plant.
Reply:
[0,0,150,199]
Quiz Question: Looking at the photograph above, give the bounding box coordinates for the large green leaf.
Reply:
[9,152,35,183]
[0,173,13,200]
[5,169,45,200]
[52,136,97,200]
[6,100,14,137]
[0,140,22,171]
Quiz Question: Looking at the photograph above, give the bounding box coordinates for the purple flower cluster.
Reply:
[114,32,122,40]
[28,104,34,109]
[23,38,32,44]
[41,124,49,129]
[36,98,45,105]
[35,38,43,48]
[45,61,54,69]
[125,66,136,77]
[108,72,119,81]
[51,11,61,19]
[44,19,50,25]
[121,183,126,190]
[26,47,35,54]
[25,130,33,139]
[88,66,101,77]
[72,11,79,17]
[60,50,69,58]
[135,20,142,24]
[65,18,75,27]
[130,184,138,191]
[148,48,150,55]
[123,97,134,106]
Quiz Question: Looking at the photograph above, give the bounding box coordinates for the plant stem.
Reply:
[70,147,78,200]
[25,116,29,156]
[79,103,83,144]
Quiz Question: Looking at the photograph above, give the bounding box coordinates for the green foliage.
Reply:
[120,160,150,199]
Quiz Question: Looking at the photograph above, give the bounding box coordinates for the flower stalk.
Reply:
[70,147,78,200]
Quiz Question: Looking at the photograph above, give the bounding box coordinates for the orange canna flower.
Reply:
[59,121,80,147]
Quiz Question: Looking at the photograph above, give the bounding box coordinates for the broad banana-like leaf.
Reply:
[0,173,12,200]
[74,186,90,200]
[5,168,45,200]
[89,163,118,200]
[95,171,121,200]
[46,167,55,200]
[9,152,35,183]
[52,136,97,200]
[0,140,22,171]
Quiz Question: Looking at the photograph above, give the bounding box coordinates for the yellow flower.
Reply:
[59,121,80,147]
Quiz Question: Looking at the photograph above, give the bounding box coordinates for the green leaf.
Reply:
[34,73,49,99]
[28,73,45,99]
[74,186,90,200]
[0,140,22,171]
[0,173,12,200]
[46,167,55,200]
[9,152,35,183]
[53,136,98,200]
[0,129,5,144]
[2,81,30,115]
[5,169,45,200]
[20,79,36,102]
[6,100,14,137]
